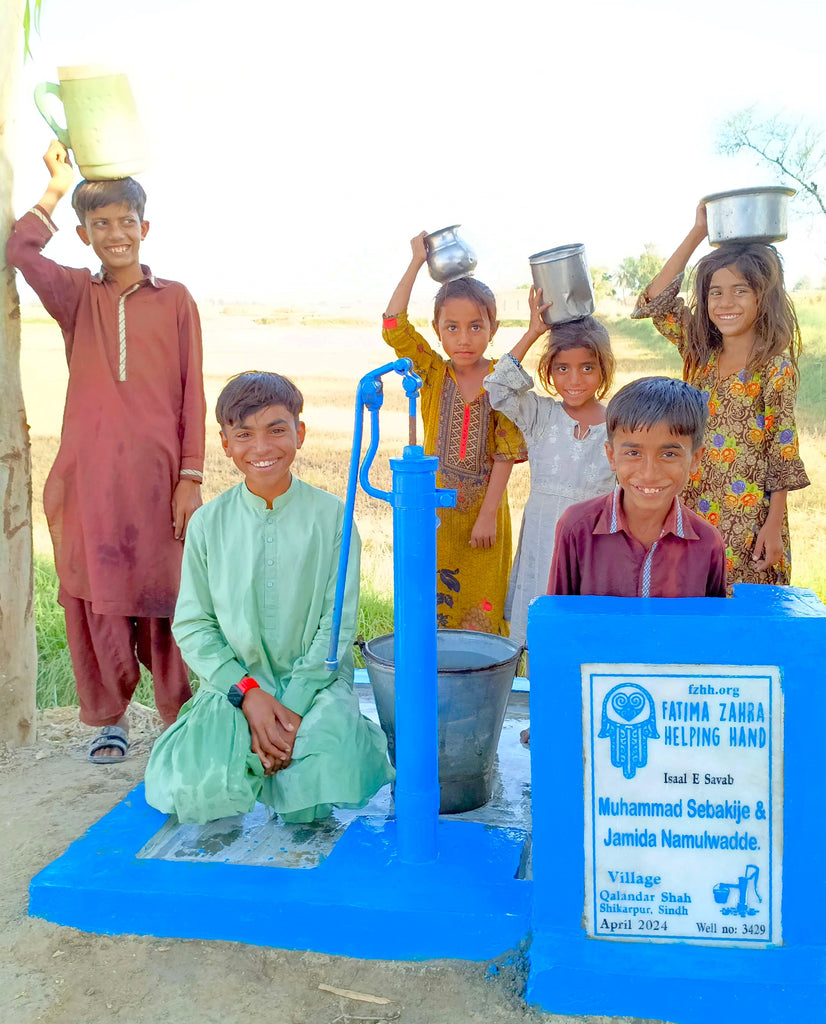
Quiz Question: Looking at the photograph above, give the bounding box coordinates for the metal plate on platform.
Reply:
[138,688,530,869]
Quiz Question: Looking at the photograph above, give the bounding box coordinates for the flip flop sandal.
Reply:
[89,725,130,764]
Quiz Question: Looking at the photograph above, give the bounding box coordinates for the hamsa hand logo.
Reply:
[598,683,658,779]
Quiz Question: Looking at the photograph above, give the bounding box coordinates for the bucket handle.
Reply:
[34,82,71,148]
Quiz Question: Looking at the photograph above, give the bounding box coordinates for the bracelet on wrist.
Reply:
[227,676,260,708]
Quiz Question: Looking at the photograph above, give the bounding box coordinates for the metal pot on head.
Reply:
[529,244,595,325]
[702,186,796,246]
[425,225,477,283]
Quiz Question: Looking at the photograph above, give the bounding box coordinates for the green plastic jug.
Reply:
[34,65,146,181]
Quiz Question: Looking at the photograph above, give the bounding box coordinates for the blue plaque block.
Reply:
[526,585,826,1024]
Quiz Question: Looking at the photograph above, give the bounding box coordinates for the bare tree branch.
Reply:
[718,107,826,217]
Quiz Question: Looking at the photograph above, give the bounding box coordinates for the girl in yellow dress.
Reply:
[382,232,527,635]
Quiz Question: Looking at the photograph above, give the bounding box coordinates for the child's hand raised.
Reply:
[642,201,709,302]
[507,287,550,364]
[385,231,429,317]
[43,140,74,197]
[693,201,708,239]
[527,286,552,341]
[242,688,302,774]
[410,231,429,267]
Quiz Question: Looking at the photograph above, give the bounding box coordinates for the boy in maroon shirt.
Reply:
[6,141,206,762]
[549,376,726,599]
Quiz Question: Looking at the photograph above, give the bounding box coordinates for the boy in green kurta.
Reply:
[145,372,393,824]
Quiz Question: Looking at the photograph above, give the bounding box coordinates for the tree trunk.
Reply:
[0,0,37,747]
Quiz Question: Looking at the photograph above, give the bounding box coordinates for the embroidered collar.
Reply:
[91,264,164,290]
[446,358,498,400]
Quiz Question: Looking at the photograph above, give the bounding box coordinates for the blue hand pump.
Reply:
[325,358,455,863]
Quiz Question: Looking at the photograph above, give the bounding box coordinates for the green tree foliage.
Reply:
[590,266,615,302]
[614,244,665,297]
[718,107,826,218]
[23,0,41,58]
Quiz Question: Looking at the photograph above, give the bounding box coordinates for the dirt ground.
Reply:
[0,719,666,1024]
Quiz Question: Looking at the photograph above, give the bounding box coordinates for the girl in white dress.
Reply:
[484,288,616,650]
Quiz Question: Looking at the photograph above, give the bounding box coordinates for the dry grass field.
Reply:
[21,299,826,602]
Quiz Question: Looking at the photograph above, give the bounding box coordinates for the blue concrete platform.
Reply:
[30,788,530,959]
[29,690,532,961]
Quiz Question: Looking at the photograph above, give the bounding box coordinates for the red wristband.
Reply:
[237,677,260,696]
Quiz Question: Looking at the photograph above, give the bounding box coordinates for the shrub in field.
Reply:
[33,555,75,708]
[34,554,156,710]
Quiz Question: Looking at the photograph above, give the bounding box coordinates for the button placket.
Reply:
[263,512,278,627]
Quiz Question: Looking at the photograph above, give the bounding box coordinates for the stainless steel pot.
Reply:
[425,224,477,283]
[702,186,796,246]
[529,244,595,325]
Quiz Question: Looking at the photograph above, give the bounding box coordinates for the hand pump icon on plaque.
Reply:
[713,864,763,918]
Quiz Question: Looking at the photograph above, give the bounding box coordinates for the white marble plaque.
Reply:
[582,664,782,948]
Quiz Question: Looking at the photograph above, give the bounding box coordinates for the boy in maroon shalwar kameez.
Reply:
[549,376,727,599]
[517,377,727,748]
[6,141,206,762]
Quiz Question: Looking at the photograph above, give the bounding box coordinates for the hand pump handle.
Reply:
[324,359,421,671]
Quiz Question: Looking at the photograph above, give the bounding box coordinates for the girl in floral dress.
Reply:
[382,232,526,634]
[633,204,809,586]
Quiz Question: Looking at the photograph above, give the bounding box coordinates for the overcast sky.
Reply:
[10,0,826,308]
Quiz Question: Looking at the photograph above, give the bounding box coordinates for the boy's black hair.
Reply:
[606,376,708,451]
[71,178,147,223]
[216,371,304,428]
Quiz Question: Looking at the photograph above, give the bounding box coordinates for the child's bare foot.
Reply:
[520,728,530,747]
[88,714,130,763]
